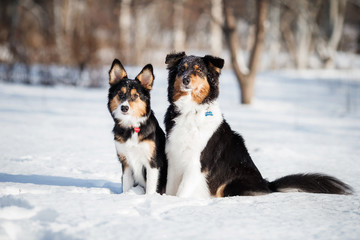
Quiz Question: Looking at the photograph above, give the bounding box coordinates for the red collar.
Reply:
[129,125,140,133]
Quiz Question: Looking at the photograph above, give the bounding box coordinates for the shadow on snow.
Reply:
[0,173,122,194]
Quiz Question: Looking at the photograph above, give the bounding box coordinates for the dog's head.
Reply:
[165,52,224,105]
[108,59,154,126]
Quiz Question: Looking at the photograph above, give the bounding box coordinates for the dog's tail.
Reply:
[268,173,353,195]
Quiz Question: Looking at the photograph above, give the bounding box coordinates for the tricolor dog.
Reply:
[164,52,352,199]
[108,59,167,194]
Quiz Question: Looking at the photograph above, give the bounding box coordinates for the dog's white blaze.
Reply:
[115,133,159,194]
[166,95,223,199]
[112,101,147,127]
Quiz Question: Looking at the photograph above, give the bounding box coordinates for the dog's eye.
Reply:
[180,66,186,72]
[118,92,125,98]
[131,94,138,100]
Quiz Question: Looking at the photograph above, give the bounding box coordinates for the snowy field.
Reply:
[0,68,360,240]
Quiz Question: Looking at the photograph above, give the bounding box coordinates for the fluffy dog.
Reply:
[108,59,167,194]
[164,52,352,199]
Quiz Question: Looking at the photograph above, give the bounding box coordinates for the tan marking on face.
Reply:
[121,87,126,94]
[194,65,199,71]
[183,63,188,69]
[129,89,147,117]
[215,184,226,198]
[130,89,137,97]
[190,75,210,104]
[109,95,121,113]
[173,75,189,102]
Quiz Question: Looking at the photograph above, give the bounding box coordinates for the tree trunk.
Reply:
[223,0,268,104]
[240,75,255,104]
[134,7,144,65]
[323,0,347,68]
[173,0,185,51]
[268,0,281,69]
[280,10,297,65]
[119,0,132,63]
[53,0,69,64]
[211,0,223,56]
[295,1,311,69]
[223,2,246,83]
[248,0,268,79]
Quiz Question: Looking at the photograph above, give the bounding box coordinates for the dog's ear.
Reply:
[109,59,128,86]
[165,52,186,69]
[136,64,154,90]
[203,55,224,74]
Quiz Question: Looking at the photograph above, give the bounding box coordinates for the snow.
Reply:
[0,68,360,240]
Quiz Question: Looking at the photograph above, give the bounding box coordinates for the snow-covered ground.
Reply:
[0,68,359,240]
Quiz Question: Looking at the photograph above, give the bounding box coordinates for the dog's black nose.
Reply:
[121,105,129,112]
[183,77,190,86]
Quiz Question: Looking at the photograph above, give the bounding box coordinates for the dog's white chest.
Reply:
[115,133,152,187]
[166,98,223,198]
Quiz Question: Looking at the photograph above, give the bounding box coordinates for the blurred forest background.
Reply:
[0,0,359,89]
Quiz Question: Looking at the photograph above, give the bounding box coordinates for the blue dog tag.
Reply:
[205,111,213,117]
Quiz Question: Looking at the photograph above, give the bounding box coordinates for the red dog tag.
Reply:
[134,127,140,133]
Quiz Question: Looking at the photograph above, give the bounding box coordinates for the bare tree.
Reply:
[119,0,132,63]
[173,0,186,51]
[280,0,322,69]
[222,0,269,104]
[0,0,358,85]
[133,4,146,65]
[267,0,281,69]
[280,0,347,69]
[210,0,223,56]
[53,0,70,64]
[295,1,313,69]
[316,0,347,68]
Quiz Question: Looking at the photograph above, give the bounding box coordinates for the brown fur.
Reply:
[143,139,156,167]
[173,76,189,102]
[215,184,226,197]
[129,89,147,118]
[109,95,121,113]
[117,153,128,169]
[114,134,126,143]
[190,74,210,104]
[121,87,126,94]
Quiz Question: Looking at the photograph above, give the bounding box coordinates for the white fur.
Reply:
[122,166,134,192]
[114,122,159,195]
[165,94,223,199]
[112,100,147,127]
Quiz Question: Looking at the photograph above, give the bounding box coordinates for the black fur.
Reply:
[268,173,352,194]
[201,120,271,196]
[165,52,353,197]
[163,104,179,135]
